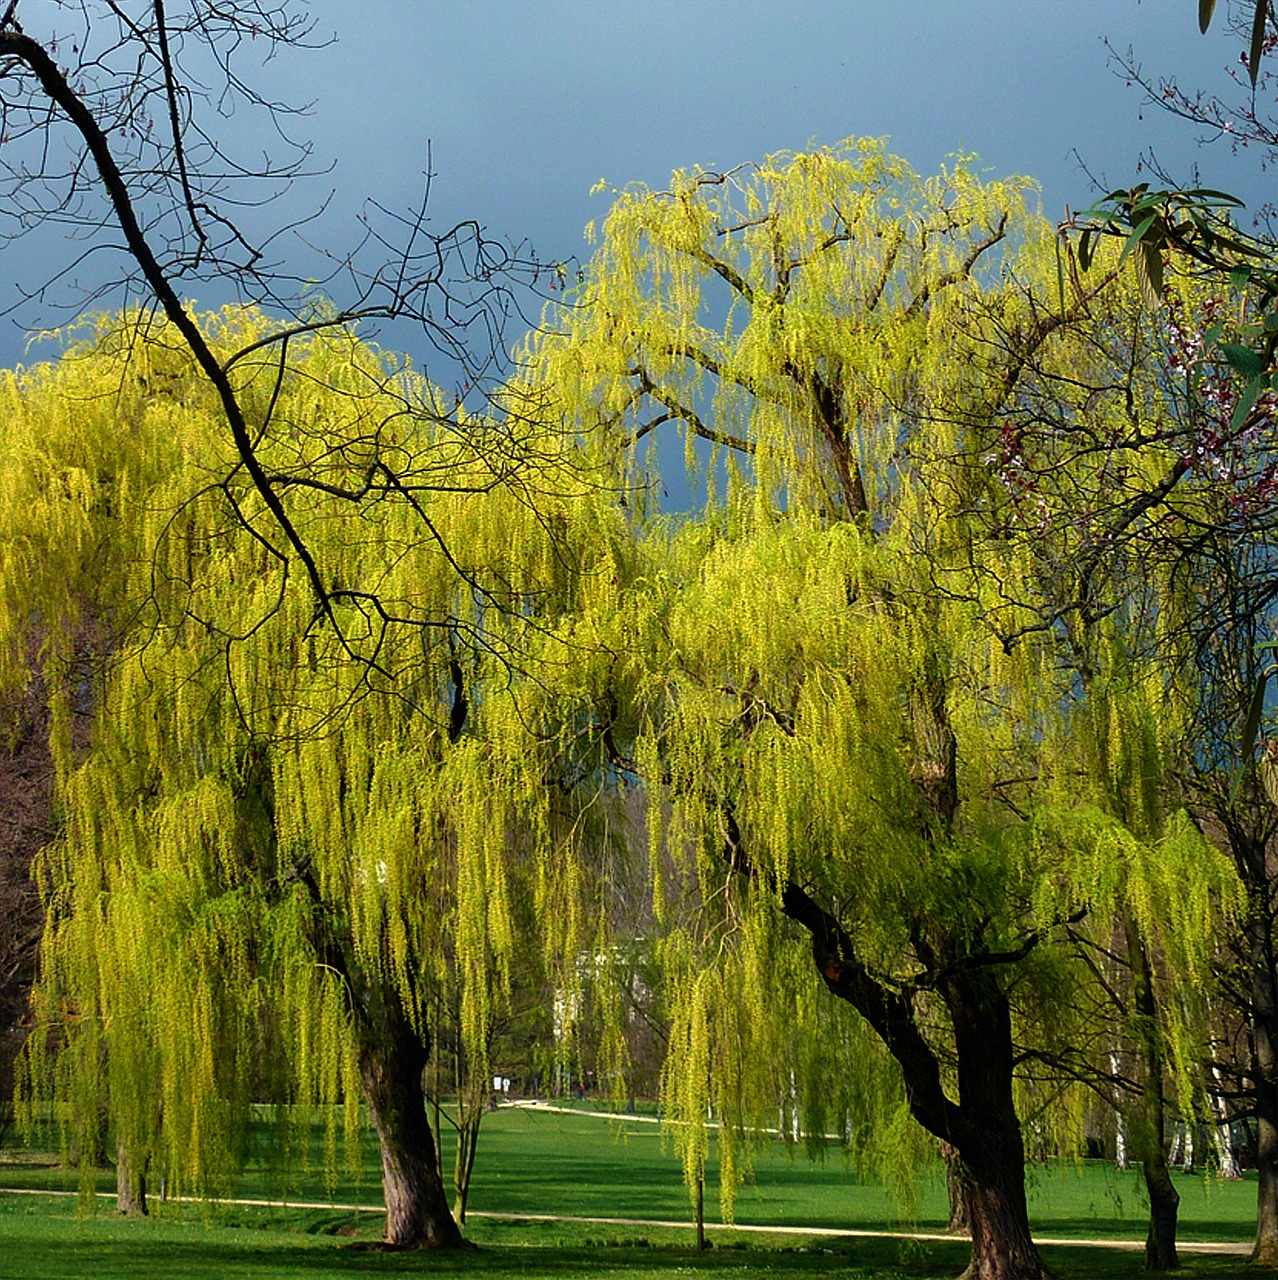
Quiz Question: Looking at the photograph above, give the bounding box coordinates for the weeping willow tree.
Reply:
[1033,261,1278,1265]
[2,309,627,1245]
[517,139,1245,1280]
[1033,637,1244,1270]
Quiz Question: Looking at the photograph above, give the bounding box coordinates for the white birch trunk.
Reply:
[1110,1050,1129,1170]
[1210,1051,1242,1179]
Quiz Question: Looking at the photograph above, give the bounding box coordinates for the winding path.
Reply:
[0,1183,1250,1256]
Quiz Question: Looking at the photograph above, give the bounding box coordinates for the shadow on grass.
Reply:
[0,1200,1262,1280]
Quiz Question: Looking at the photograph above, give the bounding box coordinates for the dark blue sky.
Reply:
[289,0,1264,239]
[2,1,1271,371]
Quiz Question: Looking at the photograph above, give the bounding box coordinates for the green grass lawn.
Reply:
[0,1105,1266,1279]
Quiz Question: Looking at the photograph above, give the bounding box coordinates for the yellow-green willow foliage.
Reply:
[523,137,1045,519]
[628,508,1238,1223]
[517,140,1245,1250]
[3,308,627,1199]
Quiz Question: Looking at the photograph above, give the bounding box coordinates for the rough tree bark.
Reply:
[114,1143,148,1216]
[942,1141,971,1233]
[355,990,464,1250]
[302,857,465,1251]
[942,973,1043,1280]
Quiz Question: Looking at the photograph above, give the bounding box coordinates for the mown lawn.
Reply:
[0,1199,1262,1280]
[0,1105,1264,1278]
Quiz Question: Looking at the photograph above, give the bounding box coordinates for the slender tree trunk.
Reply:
[1123,914,1179,1271]
[1141,1150,1180,1272]
[356,1000,464,1249]
[1169,1122,1196,1174]
[1110,1050,1130,1170]
[114,1142,147,1216]
[1226,834,1278,1265]
[1252,953,1278,1266]
[452,1090,485,1226]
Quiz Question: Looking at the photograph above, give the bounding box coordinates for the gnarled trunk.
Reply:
[300,858,463,1251]
[958,1152,1041,1280]
[356,998,463,1249]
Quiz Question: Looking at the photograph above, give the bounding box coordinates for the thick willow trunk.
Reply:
[942,1141,970,1233]
[357,1004,463,1249]
[301,858,463,1250]
[114,1142,147,1216]
[946,976,1045,1280]
[777,867,1045,1279]
[959,1157,1042,1280]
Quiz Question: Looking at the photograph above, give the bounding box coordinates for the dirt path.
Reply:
[0,1184,1251,1256]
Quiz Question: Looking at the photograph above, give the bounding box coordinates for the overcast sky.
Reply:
[1,0,1272,372]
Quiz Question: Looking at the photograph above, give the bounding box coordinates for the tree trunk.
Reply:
[356,999,464,1249]
[942,1141,970,1233]
[452,1091,484,1226]
[114,1142,147,1216]
[1254,1005,1278,1266]
[959,1161,1042,1280]
[1123,913,1178,1271]
[777,867,1045,1279]
[1141,1152,1180,1271]
[944,973,1046,1280]
[1111,1050,1130,1170]
[1209,1047,1241,1179]
[1226,833,1278,1265]
[302,862,464,1251]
